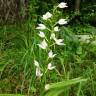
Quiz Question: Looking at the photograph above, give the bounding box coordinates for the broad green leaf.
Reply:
[44,77,87,96]
[48,77,87,89]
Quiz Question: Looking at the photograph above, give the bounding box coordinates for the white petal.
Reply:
[42,12,52,20]
[48,63,55,70]
[34,60,39,67]
[42,15,48,20]
[48,50,53,57]
[38,39,47,49]
[46,12,52,17]
[48,50,56,58]
[58,19,67,25]
[50,33,56,40]
[54,26,60,32]
[45,84,50,90]
[38,31,45,38]
[54,38,64,45]
[36,24,46,30]
[58,2,68,8]
[36,67,43,77]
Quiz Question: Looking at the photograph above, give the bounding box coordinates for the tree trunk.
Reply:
[75,0,81,13]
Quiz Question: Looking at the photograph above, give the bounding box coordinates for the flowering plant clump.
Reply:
[34,2,68,90]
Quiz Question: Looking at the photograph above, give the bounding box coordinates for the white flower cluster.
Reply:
[34,2,68,84]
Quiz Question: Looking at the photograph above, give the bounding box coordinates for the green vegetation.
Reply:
[0,0,96,96]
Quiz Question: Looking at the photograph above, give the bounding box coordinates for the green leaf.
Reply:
[44,77,87,96]
[48,77,87,89]
[0,94,25,96]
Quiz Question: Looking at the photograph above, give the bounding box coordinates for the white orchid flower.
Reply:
[48,50,56,58]
[58,19,67,25]
[58,2,68,8]
[54,26,60,32]
[36,67,43,77]
[45,84,50,90]
[36,24,46,30]
[34,60,39,67]
[50,33,56,40]
[54,38,64,45]
[34,60,43,77]
[48,63,56,70]
[38,31,45,38]
[38,39,47,49]
[42,12,52,20]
